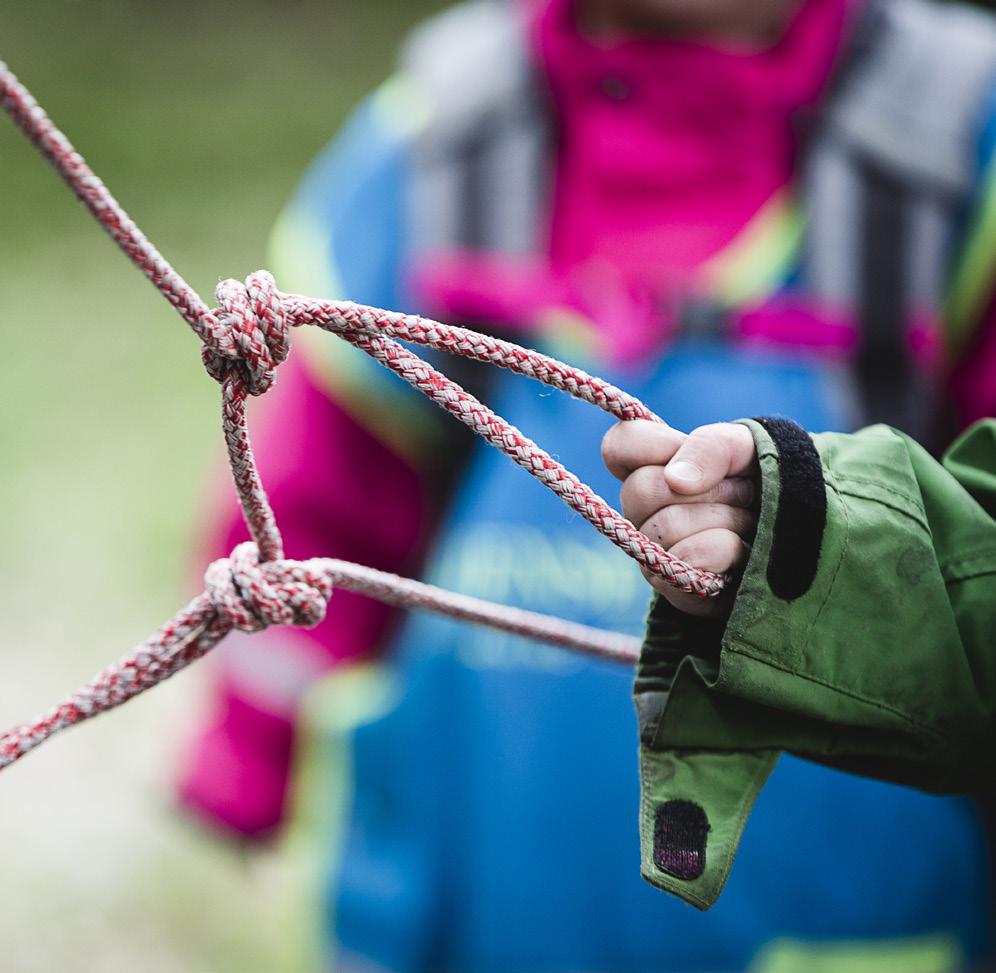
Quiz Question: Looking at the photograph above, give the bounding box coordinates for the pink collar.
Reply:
[533,0,849,112]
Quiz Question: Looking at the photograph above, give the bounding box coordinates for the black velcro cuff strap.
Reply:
[753,417,827,601]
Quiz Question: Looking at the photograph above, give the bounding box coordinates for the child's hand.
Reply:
[601,420,759,617]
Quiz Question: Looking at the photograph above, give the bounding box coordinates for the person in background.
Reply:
[179,0,996,969]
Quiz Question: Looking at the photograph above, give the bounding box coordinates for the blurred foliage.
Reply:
[0,1,441,970]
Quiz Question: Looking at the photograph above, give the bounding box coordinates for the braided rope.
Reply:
[0,59,724,772]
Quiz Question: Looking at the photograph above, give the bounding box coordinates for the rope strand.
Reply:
[0,58,723,772]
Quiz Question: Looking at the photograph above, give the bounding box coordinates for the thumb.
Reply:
[664,423,757,495]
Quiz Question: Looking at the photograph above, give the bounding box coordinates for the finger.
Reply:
[640,503,757,552]
[620,466,756,527]
[664,423,757,495]
[669,528,749,576]
[601,419,686,481]
[644,528,750,619]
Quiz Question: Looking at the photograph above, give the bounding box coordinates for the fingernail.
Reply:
[668,461,703,485]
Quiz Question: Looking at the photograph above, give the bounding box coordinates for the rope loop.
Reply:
[204,541,332,632]
[202,271,289,395]
[0,59,732,772]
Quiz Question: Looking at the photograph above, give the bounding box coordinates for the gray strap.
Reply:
[401,2,552,478]
[906,191,952,310]
[824,0,996,196]
[404,0,548,258]
[802,138,865,307]
[470,109,550,255]
[855,161,922,435]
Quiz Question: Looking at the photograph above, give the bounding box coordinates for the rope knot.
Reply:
[204,542,332,633]
[202,270,289,395]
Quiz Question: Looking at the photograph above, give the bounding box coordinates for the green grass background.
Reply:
[0,2,440,969]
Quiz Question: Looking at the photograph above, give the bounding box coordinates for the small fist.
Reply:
[601,420,759,617]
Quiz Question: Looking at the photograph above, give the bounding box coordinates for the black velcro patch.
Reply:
[755,417,828,601]
[653,800,709,881]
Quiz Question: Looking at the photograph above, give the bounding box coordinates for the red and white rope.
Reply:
[0,59,724,772]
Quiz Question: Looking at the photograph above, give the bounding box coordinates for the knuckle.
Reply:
[619,476,639,520]
[600,423,625,467]
[734,477,757,507]
[626,465,664,507]
[657,503,688,538]
[714,477,754,507]
[619,478,636,519]
[690,422,733,456]
[700,502,726,522]
[676,426,728,477]
[699,483,724,505]
[671,528,742,571]
[733,506,758,537]
[720,528,743,559]
[671,535,708,566]
[711,502,742,529]
[690,503,725,532]
[689,422,726,446]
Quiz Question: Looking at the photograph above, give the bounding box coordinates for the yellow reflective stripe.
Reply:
[372,73,433,136]
[265,76,446,462]
[703,188,804,307]
[532,193,804,370]
[296,326,446,464]
[268,205,343,300]
[268,208,445,464]
[945,154,996,356]
[277,665,398,972]
[530,306,604,365]
[750,935,962,973]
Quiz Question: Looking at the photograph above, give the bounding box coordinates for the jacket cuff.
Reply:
[635,417,996,909]
[751,417,827,601]
[634,593,779,911]
[634,418,832,910]
[637,743,778,909]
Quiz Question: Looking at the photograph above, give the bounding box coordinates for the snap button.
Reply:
[599,76,631,101]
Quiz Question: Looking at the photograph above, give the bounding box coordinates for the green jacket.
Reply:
[636,418,996,910]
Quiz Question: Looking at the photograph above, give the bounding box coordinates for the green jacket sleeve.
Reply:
[635,418,996,910]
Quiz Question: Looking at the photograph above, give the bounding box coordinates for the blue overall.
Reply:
[328,342,991,972]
